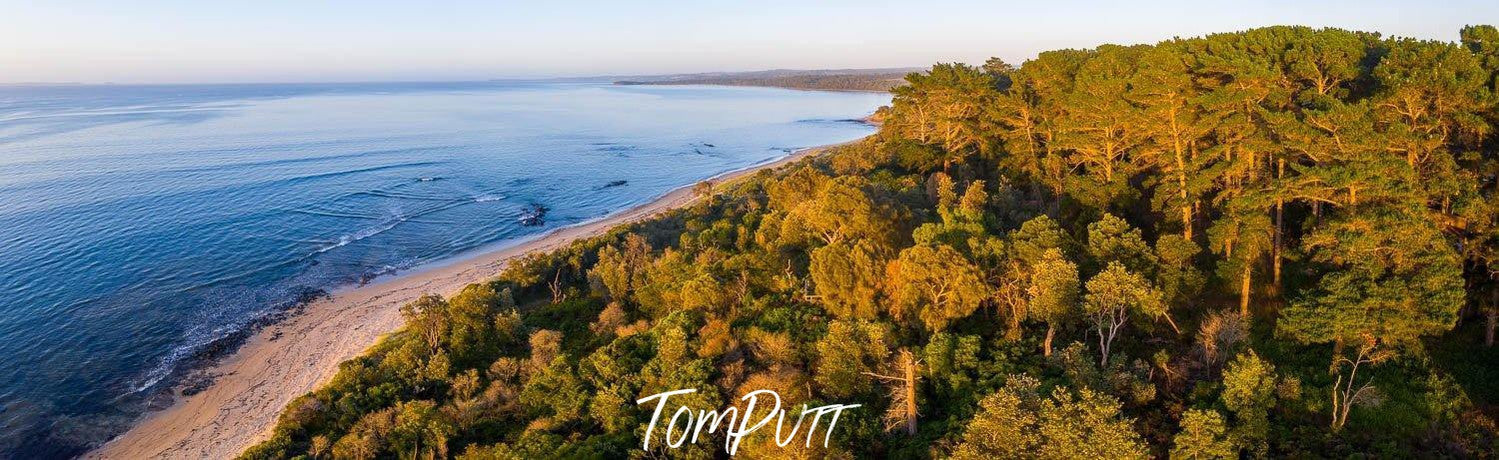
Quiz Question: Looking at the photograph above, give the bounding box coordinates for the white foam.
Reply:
[315,215,405,254]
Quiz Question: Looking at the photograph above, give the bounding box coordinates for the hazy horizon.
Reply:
[0,68,924,87]
[3,0,1496,85]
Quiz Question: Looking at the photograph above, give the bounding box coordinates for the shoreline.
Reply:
[87,138,859,459]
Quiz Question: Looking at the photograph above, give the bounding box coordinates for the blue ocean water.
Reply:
[0,81,888,457]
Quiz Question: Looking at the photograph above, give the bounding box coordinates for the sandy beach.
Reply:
[88,140,851,459]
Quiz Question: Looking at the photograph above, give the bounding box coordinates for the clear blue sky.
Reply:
[2,0,1494,84]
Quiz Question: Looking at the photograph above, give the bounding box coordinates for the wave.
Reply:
[123,200,483,395]
[0,103,245,125]
[594,144,638,154]
[285,208,382,220]
[351,189,453,201]
[271,161,446,187]
[308,193,486,255]
[128,316,247,394]
[125,284,329,397]
[315,215,405,254]
[160,145,464,176]
[473,193,506,203]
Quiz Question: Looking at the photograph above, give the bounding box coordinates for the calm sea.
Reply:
[0,81,888,457]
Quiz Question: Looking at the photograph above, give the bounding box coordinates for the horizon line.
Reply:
[0,66,929,88]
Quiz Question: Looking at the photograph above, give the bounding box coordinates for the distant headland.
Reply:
[614,67,919,92]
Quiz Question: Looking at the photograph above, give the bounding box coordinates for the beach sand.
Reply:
[88,141,850,459]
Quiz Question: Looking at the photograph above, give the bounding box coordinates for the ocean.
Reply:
[0,81,888,457]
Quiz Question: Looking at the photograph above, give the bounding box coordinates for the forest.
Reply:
[242,25,1499,459]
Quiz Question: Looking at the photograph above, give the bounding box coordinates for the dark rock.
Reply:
[518,203,548,226]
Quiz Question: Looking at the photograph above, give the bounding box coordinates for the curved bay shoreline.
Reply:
[87,139,856,459]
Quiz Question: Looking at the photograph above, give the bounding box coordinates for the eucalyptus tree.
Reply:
[997,215,1073,340]
[1027,248,1080,356]
[885,244,989,334]
[1084,262,1167,365]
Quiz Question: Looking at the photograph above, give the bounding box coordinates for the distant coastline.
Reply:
[614,67,916,92]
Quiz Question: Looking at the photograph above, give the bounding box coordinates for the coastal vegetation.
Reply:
[243,25,1499,458]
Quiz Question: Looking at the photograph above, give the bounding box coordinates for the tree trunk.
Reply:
[1489,289,1498,348]
[1273,201,1283,294]
[1269,159,1285,296]
[1007,307,1022,341]
[1337,376,1349,434]
[1486,310,1496,348]
[1098,317,1118,367]
[1043,324,1055,357]
[1182,205,1194,240]
[1176,136,1192,240]
[1051,183,1063,215]
[1162,312,1182,335]
[550,269,565,304]
[1240,264,1252,317]
[902,351,918,436]
[1331,337,1345,372]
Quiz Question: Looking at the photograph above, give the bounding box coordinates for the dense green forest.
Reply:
[243,26,1499,459]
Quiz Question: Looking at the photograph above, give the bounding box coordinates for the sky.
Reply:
[2,0,1495,84]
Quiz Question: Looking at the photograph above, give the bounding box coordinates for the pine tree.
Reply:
[1057,45,1147,209]
[809,240,887,320]
[1170,409,1237,460]
[1131,42,1214,239]
[1221,351,1277,455]
[1281,206,1464,349]
[952,375,1148,460]
[994,49,1089,207]
[887,63,1002,170]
